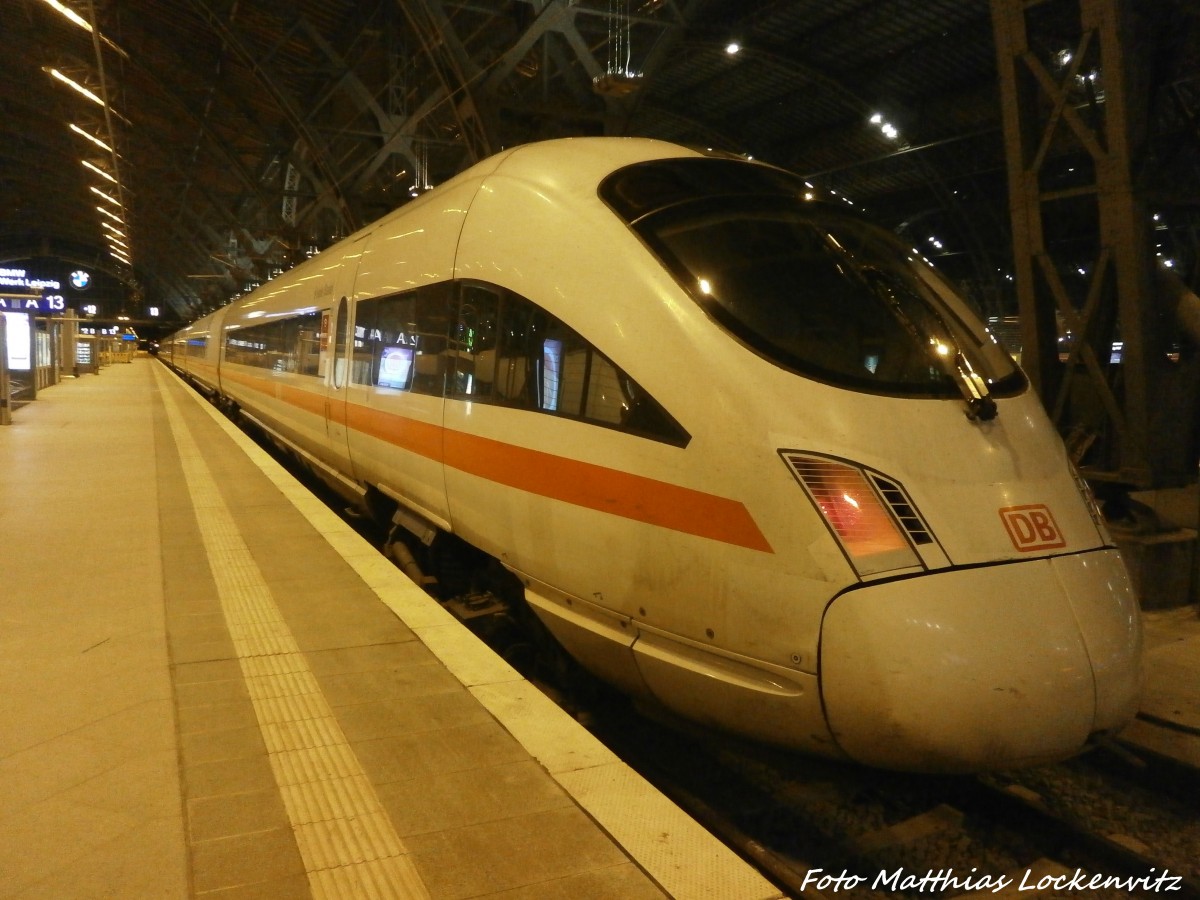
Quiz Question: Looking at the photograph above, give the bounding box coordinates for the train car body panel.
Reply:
[447,140,853,681]
[1054,548,1145,727]
[631,623,833,754]
[162,136,1143,772]
[216,231,358,464]
[341,174,498,529]
[764,385,1106,568]
[175,309,226,394]
[819,548,1141,771]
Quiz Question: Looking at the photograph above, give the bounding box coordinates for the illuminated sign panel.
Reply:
[2,312,32,371]
[0,267,90,312]
[0,295,67,312]
[0,267,61,292]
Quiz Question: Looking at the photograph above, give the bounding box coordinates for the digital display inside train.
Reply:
[378,345,415,390]
[542,338,562,411]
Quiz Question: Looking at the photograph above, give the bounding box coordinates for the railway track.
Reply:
[584,700,1200,899]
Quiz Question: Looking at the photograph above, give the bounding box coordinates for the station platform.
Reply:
[1120,606,1200,768]
[0,359,781,900]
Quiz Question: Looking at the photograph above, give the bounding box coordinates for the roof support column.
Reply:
[992,0,1164,485]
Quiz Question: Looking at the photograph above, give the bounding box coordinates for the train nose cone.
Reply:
[818,549,1142,772]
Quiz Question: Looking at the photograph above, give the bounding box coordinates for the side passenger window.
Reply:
[452,281,689,446]
[353,283,455,395]
[453,285,502,400]
[223,310,322,375]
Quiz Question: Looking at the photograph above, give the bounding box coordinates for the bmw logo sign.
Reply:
[70,269,92,290]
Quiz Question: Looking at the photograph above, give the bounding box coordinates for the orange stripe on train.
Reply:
[443,430,772,553]
[224,368,772,553]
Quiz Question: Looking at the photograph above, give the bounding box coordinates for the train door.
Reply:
[323,236,368,479]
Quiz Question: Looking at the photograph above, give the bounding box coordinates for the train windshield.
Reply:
[600,158,1024,402]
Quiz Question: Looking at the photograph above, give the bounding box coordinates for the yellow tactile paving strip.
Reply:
[155,363,430,898]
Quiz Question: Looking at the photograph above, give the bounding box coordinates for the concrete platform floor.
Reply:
[0,359,779,900]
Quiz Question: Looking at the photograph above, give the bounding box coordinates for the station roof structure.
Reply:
[2,0,1199,325]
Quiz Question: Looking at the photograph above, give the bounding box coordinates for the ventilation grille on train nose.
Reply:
[866,472,934,545]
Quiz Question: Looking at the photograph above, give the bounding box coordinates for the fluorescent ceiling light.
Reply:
[82,159,117,183]
[90,185,121,207]
[47,67,104,106]
[69,124,113,153]
[38,0,129,58]
[39,0,90,31]
[96,205,124,225]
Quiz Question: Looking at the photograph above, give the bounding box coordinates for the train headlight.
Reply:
[781,451,926,578]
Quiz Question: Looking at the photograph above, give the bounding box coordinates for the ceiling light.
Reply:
[82,159,117,184]
[39,0,90,30]
[90,186,121,208]
[38,0,129,58]
[726,42,741,55]
[69,123,113,153]
[47,67,104,106]
[96,205,124,225]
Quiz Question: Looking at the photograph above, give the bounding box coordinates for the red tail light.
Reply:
[781,452,922,577]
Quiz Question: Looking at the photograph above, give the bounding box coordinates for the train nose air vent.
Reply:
[780,451,924,578]
[866,472,934,546]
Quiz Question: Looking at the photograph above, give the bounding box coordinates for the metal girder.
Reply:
[479,0,583,97]
[396,0,494,163]
[992,0,1181,486]
[126,53,271,210]
[351,90,445,195]
[291,16,428,209]
[183,0,358,233]
[477,1,614,131]
[126,13,332,301]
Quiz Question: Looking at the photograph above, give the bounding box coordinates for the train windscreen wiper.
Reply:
[862,267,998,422]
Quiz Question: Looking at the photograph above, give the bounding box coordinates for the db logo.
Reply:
[999,504,1066,551]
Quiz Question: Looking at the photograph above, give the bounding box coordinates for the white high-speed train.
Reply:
[165,137,1142,772]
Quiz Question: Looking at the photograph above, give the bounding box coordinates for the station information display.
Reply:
[76,337,94,367]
